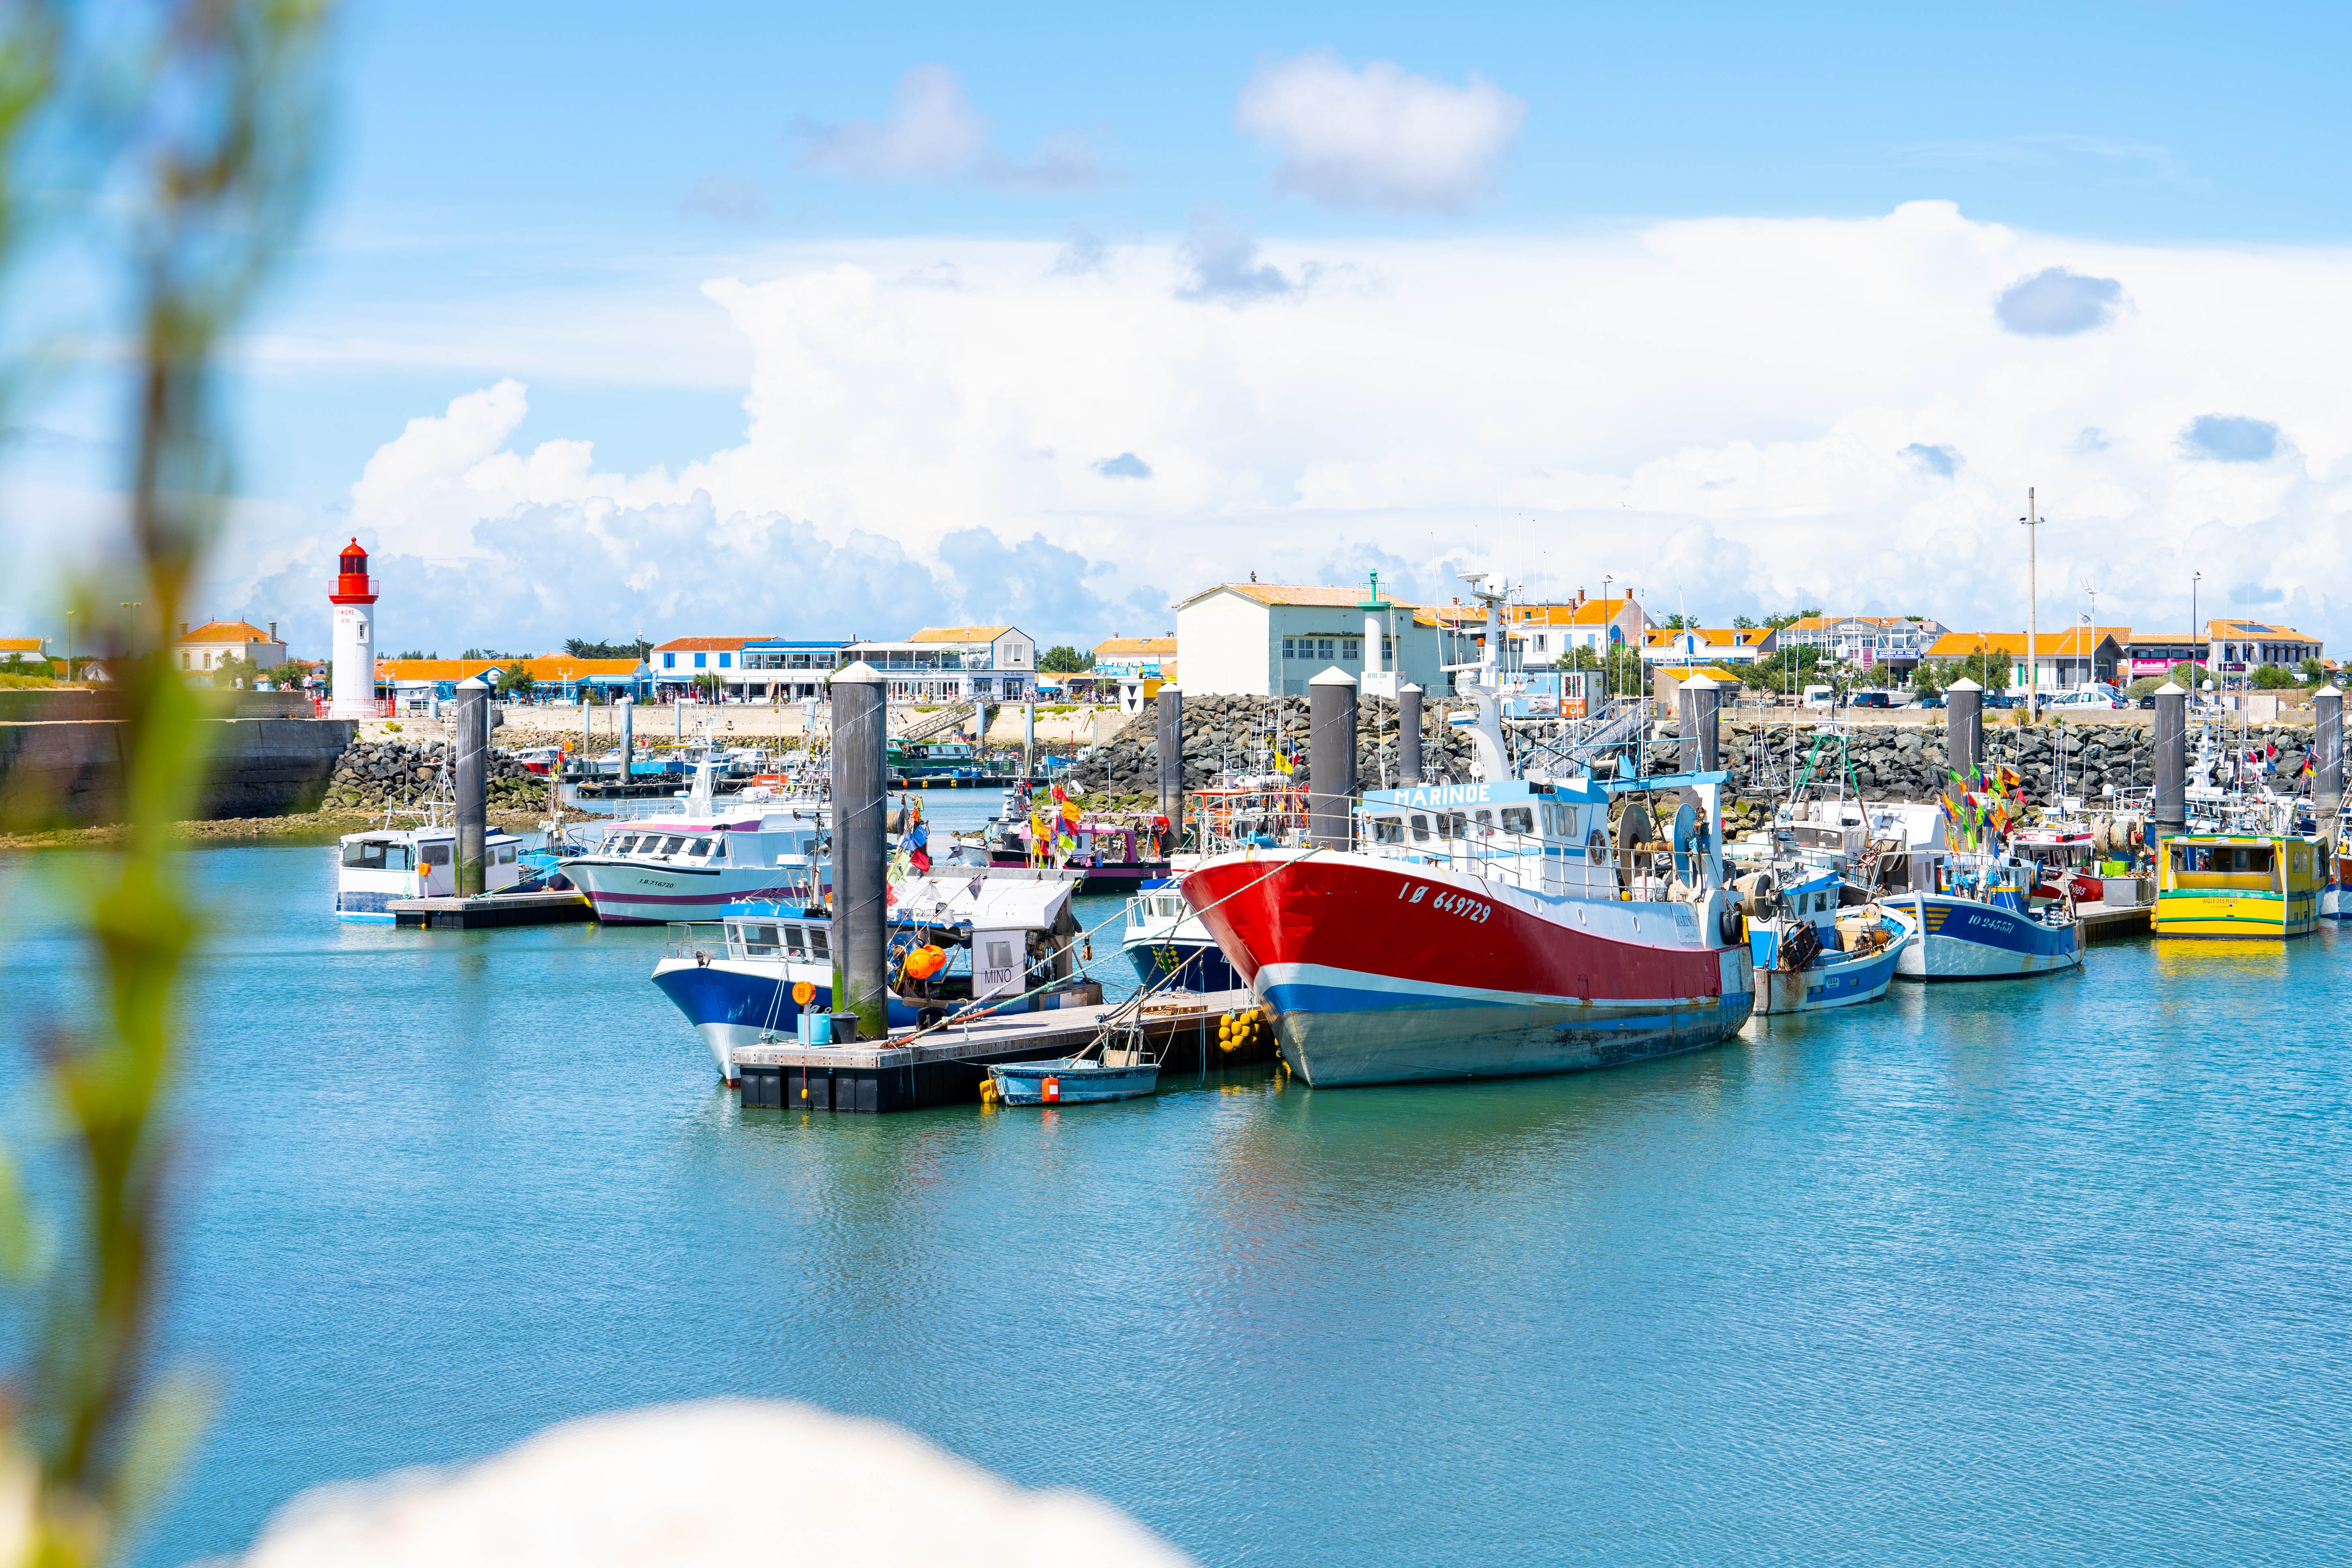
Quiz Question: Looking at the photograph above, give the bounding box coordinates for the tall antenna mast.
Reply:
[2020,488,2041,723]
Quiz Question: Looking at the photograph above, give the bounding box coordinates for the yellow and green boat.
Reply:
[2152,833,2326,940]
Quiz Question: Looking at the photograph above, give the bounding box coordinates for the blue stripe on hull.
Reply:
[1263,983,1755,1087]
[1757,943,1902,1014]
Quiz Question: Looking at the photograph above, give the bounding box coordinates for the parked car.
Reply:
[1981,692,2018,709]
[1801,684,1837,710]
[1848,689,1895,709]
[2048,682,2129,710]
[1908,692,1947,709]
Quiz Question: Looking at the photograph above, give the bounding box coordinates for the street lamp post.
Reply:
[2191,571,2201,687]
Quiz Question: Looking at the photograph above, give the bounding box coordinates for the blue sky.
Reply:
[11,0,2352,654]
[235,0,2343,507]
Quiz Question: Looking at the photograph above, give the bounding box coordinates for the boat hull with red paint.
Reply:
[1180,850,1754,1087]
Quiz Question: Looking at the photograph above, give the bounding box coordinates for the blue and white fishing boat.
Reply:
[649,871,1081,1080]
[1119,877,1238,991]
[1891,853,2084,981]
[1742,866,1916,1015]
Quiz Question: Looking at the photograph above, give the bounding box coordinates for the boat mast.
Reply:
[2022,487,2040,725]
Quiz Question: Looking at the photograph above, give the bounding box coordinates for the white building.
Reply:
[173,618,289,678]
[1172,580,1455,697]
[846,625,1037,702]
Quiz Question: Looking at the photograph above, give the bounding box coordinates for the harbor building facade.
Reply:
[376,656,651,709]
[174,618,289,675]
[736,638,852,701]
[1776,615,1946,680]
[2120,632,2208,680]
[1924,628,2125,691]
[2206,618,2322,674]
[1639,625,1778,669]
[1500,593,1650,664]
[653,636,760,699]
[1093,636,1178,714]
[1172,582,1453,697]
[843,626,1037,703]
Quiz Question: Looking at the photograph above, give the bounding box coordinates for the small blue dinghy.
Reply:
[988,1057,1160,1105]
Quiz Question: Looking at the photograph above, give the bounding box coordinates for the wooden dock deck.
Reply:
[391,890,596,929]
[2077,880,2155,939]
[732,988,1276,1113]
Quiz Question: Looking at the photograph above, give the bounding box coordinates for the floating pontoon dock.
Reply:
[391,890,596,929]
[732,988,1275,1113]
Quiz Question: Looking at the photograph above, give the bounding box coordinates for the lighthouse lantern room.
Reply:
[328,537,378,718]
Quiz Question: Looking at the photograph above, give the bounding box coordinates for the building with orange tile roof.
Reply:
[172,617,288,676]
[1924,627,2126,691]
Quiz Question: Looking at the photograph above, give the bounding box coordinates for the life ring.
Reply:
[1585,827,1607,865]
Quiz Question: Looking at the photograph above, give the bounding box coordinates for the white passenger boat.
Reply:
[335,820,524,921]
[558,760,829,923]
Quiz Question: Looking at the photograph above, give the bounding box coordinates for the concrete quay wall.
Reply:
[0,716,357,827]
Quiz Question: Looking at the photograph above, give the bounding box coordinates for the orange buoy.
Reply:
[1043,1076,1061,1102]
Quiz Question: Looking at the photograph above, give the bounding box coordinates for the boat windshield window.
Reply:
[1372,816,1405,846]
[421,843,450,866]
[659,836,687,856]
[1540,803,1567,838]
[739,923,780,956]
[782,925,806,956]
[611,836,637,855]
[705,838,727,861]
[687,838,715,857]
[1473,810,1494,833]
[496,844,515,864]
[1501,807,1534,836]
[342,840,412,871]
[1443,812,1468,839]
[1409,814,1431,843]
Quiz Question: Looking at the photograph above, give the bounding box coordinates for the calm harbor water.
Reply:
[4,800,2350,1565]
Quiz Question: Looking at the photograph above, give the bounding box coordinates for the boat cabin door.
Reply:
[418,839,454,897]
[973,930,1023,1002]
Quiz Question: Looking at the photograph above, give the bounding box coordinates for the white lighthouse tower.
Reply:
[328,537,379,718]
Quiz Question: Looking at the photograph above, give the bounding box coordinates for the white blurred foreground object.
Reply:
[230,1400,1193,1568]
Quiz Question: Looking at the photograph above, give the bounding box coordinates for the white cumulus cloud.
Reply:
[798,65,1105,191]
[1235,50,1525,213]
[206,202,2352,657]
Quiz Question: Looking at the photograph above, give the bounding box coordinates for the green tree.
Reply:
[494,666,537,700]
[1763,607,1824,631]
[2251,662,2298,690]
[208,653,264,687]
[2301,655,2326,683]
[564,636,651,660]
[1036,644,1092,673]
[1730,614,1757,630]
[692,669,724,700]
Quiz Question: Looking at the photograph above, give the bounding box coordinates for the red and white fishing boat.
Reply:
[1181,762,1754,1086]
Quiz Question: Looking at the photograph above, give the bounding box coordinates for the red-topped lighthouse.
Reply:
[328,537,379,718]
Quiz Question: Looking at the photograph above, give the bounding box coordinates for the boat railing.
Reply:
[663,921,727,961]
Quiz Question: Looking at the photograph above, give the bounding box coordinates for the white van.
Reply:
[1801,684,1837,710]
